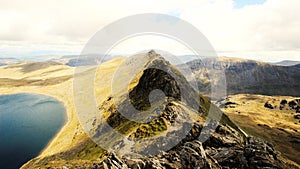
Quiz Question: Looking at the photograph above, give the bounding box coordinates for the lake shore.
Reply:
[0,93,66,169]
[0,63,88,168]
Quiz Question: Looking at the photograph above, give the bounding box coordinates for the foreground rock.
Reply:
[98,122,296,169]
[218,94,300,166]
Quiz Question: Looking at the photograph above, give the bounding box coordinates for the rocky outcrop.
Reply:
[96,121,295,169]
[266,98,300,114]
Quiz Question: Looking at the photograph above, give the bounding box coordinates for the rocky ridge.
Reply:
[88,51,297,168]
[96,122,293,169]
[21,51,299,168]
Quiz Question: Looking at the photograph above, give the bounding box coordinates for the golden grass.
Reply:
[222,94,300,164]
[0,61,105,168]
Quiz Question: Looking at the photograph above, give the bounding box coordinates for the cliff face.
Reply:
[21,52,298,168]
[185,57,300,97]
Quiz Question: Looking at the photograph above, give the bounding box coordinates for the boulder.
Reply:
[289,100,297,108]
[294,114,300,119]
[264,102,274,109]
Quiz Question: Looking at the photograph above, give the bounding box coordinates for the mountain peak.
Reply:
[20,52,299,168]
[146,50,164,62]
[147,49,158,56]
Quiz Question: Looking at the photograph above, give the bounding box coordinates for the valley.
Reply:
[0,52,299,168]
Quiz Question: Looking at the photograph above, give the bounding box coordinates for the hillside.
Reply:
[0,52,298,168]
[0,57,19,66]
[273,60,300,66]
[51,54,122,67]
[185,57,300,97]
[294,64,300,68]
[218,94,300,164]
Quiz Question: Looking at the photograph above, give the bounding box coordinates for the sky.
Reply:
[0,0,299,62]
[233,0,266,8]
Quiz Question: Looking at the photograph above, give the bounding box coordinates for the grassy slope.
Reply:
[0,59,297,167]
[0,62,98,168]
[0,59,125,168]
[222,94,300,164]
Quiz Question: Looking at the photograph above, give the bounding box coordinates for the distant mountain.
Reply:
[0,57,19,66]
[60,55,79,59]
[178,55,200,63]
[52,54,122,67]
[185,57,300,97]
[6,62,64,73]
[272,60,300,66]
[0,56,64,65]
[293,64,300,68]
[0,54,124,67]
[0,57,18,61]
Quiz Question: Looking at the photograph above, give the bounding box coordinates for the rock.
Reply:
[280,99,288,110]
[125,159,145,169]
[224,101,238,106]
[161,102,179,123]
[280,99,287,105]
[203,124,244,148]
[222,101,238,108]
[102,162,109,169]
[295,106,300,113]
[93,121,294,169]
[257,124,270,128]
[294,114,300,119]
[100,121,292,168]
[101,153,129,169]
[91,163,102,169]
[111,152,123,164]
[206,147,247,168]
[244,137,281,169]
[218,101,238,109]
[289,100,297,108]
[264,102,274,109]
[179,144,211,169]
[144,158,164,169]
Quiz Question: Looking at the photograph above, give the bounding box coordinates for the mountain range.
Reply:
[0,52,299,168]
[272,60,300,66]
[184,57,300,97]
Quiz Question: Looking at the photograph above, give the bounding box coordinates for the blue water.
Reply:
[0,93,66,169]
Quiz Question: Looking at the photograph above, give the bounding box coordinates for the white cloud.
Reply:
[0,0,299,61]
[181,0,300,51]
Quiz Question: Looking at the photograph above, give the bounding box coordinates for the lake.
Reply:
[0,93,66,169]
